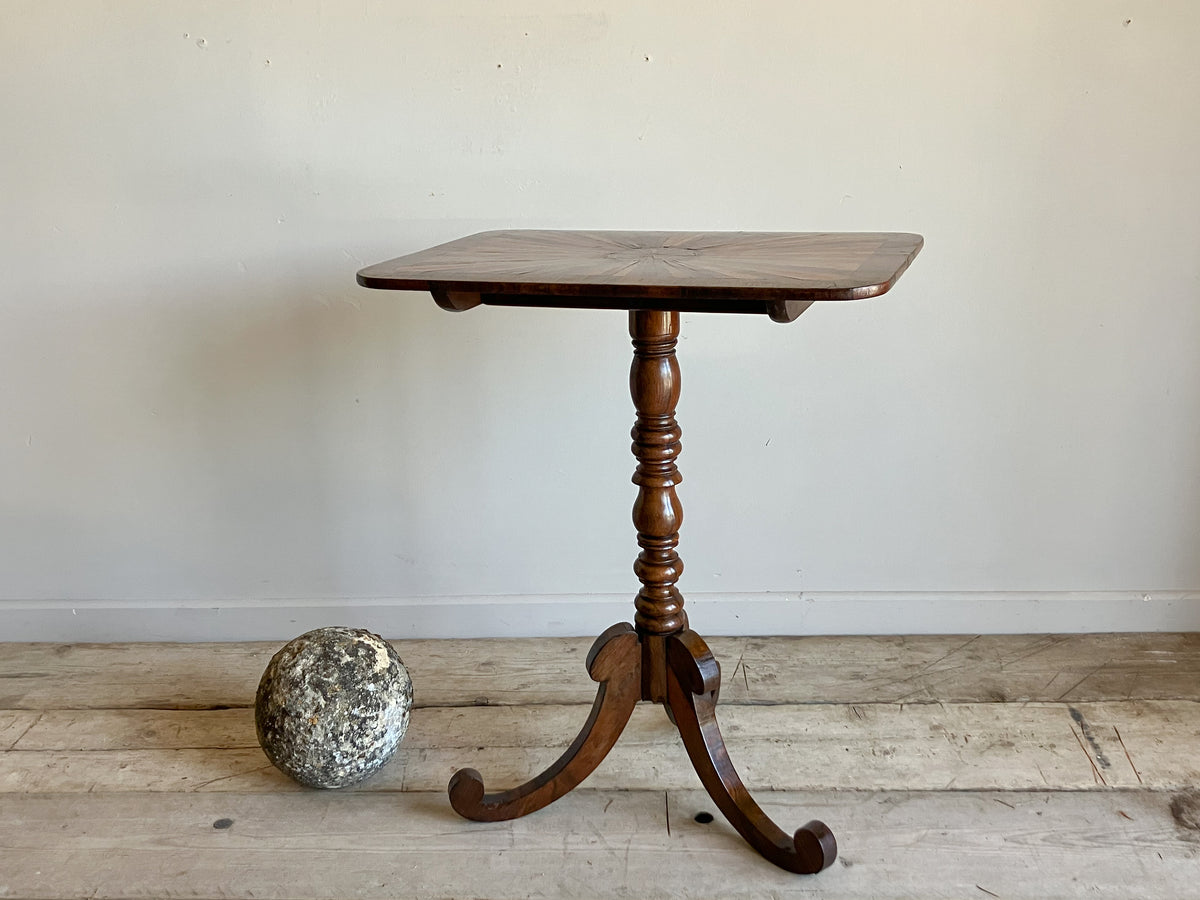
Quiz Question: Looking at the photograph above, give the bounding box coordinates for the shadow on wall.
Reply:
[158,257,504,600]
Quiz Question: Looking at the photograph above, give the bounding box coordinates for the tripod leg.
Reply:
[665,630,837,874]
[448,623,641,821]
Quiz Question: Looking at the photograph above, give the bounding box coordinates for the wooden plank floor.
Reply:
[2,634,1199,899]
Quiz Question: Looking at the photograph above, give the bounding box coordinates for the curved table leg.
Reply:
[448,622,641,822]
[666,630,837,874]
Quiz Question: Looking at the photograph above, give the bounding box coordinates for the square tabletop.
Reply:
[357,230,922,323]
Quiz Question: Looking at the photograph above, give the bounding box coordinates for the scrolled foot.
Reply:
[447,767,486,811]
[793,820,838,874]
[447,623,641,822]
[666,630,837,874]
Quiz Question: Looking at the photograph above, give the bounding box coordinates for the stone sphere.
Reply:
[255,627,413,789]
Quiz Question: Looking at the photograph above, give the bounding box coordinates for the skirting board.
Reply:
[1,592,1197,642]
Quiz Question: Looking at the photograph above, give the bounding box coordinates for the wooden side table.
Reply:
[358,230,923,874]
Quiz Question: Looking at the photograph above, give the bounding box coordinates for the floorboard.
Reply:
[3,700,1198,793]
[4,632,1198,709]
[2,790,1197,899]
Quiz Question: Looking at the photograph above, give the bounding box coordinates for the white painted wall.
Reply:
[2,1,1198,639]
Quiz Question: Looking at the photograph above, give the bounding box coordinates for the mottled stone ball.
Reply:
[255,627,413,789]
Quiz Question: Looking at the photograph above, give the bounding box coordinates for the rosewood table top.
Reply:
[357,230,923,322]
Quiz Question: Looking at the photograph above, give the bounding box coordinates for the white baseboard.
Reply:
[1,591,1197,642]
